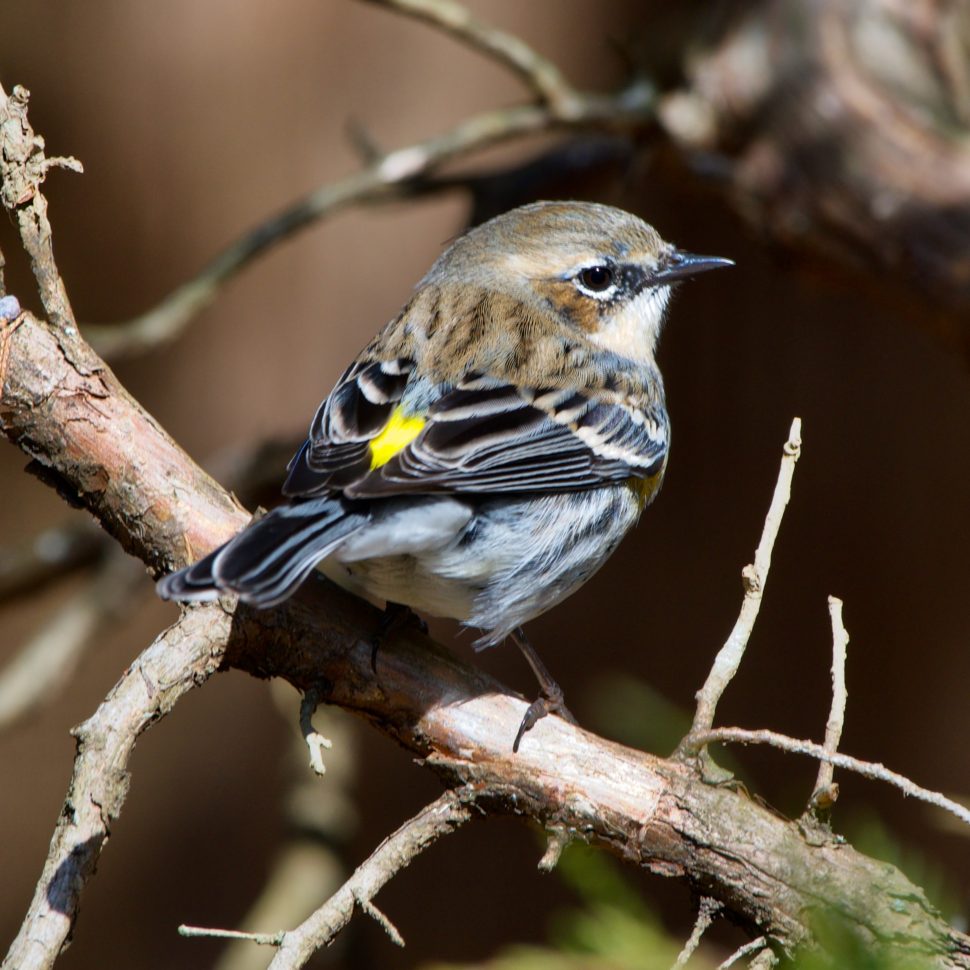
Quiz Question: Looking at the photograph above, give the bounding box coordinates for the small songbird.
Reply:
[158,201,732,749]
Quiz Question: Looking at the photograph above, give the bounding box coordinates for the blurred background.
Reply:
[1,1,969,968]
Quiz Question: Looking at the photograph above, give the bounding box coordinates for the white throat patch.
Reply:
[588,285,671,363]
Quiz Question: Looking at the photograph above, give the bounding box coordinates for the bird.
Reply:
[157,200,732,750]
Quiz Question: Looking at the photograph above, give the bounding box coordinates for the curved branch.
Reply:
[2,309,969,969]
[1,605,231,970]
[84,84,653,360]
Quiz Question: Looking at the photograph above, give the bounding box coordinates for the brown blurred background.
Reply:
[2,2,969,968]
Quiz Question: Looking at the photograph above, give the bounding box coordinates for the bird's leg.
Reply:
[510,626,578,752]
[369,601,428,673]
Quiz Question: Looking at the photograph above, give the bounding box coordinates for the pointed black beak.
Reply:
[652,250,734,285]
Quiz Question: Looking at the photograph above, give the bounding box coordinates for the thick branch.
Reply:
[2,312,969,969]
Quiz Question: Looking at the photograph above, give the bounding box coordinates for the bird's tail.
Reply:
[157,498,366,608]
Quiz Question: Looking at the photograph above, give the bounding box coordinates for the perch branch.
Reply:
[680,418,802,749]
[3,308,970,969]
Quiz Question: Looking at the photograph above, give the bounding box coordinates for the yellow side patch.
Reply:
[627,465,666,510]
[369,406,426,469]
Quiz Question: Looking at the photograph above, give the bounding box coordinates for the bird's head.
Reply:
[425,200,733,366]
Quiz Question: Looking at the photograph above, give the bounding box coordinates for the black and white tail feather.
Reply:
[157,499,368,607]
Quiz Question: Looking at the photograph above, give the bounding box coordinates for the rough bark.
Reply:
[3,309,969,967]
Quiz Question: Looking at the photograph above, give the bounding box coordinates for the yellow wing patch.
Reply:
[369,406,426,469]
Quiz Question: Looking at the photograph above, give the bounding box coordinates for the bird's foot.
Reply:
[513,680,577,752]
[510,626,578,752]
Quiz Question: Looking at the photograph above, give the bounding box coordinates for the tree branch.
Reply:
[3,307,970,967]
[266,790,473,967]
[3,45,969,970]
[1,606,232,970]
[82,1,654,360]
[0,84,81,333]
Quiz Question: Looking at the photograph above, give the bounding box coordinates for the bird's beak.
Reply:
[652,250,734,284]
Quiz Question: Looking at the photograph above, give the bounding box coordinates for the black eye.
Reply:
[577,265,615,293]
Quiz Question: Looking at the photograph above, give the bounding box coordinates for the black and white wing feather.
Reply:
[283,360,668,500]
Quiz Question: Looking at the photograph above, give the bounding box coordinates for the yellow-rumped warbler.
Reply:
[158,201,731,749]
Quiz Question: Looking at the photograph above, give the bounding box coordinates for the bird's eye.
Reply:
[576,265,615,294]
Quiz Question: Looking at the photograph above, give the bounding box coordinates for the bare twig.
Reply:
[671,896,722,969]
[266,790,474,968]
[718,936,768,969]
[809,596,849,815]
[82,1,654,360]
[0,83,81,333]
[679,418,802,750]
[367,0,583,116]
[692,727,970,830]
[179,926,285,947]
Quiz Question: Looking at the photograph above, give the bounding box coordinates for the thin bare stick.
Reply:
[85,83,652,359]
[366,0,583,116]
[809,596,849,814]
[718,936,767,969]
[0,84,81,333]
[266,790,473,968]
[179,926,284,946]
[671,896,722,969]
[693,727,970,830]
[680,419,802,749]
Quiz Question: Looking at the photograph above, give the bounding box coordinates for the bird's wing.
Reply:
[282,358,667,499]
